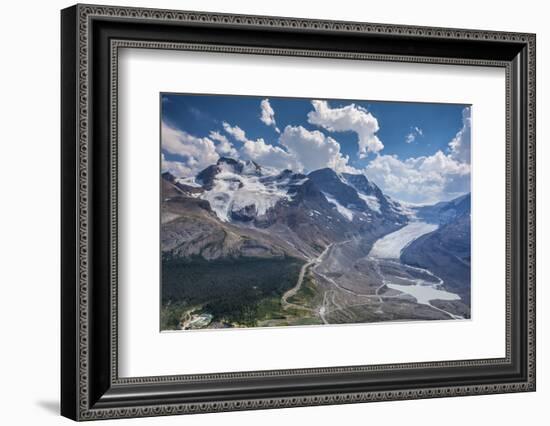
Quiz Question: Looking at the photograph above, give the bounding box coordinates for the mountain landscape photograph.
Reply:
[160,94,472,331]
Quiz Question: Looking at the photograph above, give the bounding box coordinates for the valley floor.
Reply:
[259,222,468,328]
[162,222,470,331]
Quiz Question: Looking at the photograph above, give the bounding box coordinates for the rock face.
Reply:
[308,168,367,211]
[196,157,261,189]
[401,194,471,302]
[341,172,410,223]
[161,186,298,261]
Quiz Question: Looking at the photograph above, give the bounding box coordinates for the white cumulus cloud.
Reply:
[279,125,356,173]
[366,151,470,204]
[222,120,298,170]
[364,107,471,203]
[307,100,384,158]
[448,107,471,164]
[241,137,299,171]
[161,153,194,177]
[260,99,280,133]
[221,120,355,173]
[222,122,248,143]
[208,130,239,158]
[161,121,219,177]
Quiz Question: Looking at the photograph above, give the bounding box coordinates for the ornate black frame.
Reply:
[61,4,536,421]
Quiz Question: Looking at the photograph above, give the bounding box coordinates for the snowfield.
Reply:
[200,170,293,222]
[322,192,354,221]
[357,192,381,213]
[368,222,438,259]
[176,176,202,188]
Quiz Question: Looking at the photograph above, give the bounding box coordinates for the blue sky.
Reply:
[161,94,471,204]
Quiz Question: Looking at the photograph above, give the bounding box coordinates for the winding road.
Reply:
[281,240,349,312]
[282,222,464,323]
[281,258,317,312]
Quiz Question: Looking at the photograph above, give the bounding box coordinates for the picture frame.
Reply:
[61,3,536,421]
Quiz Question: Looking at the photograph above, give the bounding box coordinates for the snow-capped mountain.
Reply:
[192,157,308,222]
[169,157,409,227]
[161,157,411,260]
[305,168,411,224]
[413,193,471,225]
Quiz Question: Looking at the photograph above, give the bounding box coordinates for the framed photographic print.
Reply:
[61,4,536,421]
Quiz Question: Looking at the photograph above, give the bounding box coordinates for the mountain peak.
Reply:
[308,167,336,175]
[217,156,241,166]
[342,172,378,196]
[197,157,263,188]
[307,167,341,182]
[342,172,368,183]
[161,171,176,183]
[307,168,367,212]
[216,157,262,175]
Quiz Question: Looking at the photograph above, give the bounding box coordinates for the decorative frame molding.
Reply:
[61,4,536,421]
